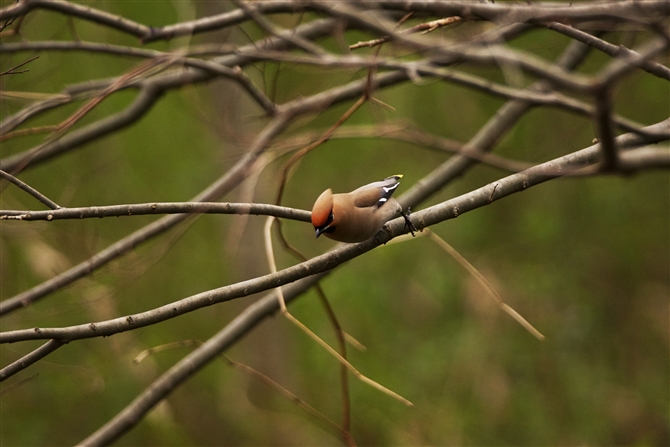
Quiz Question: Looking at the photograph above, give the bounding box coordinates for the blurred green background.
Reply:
[1,2,668,446]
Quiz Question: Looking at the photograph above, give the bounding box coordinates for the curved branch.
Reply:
[0,17,337,154]
[0,0,150,37]
[0,85,162,172]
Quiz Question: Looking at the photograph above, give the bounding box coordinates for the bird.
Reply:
[311,175,417,243]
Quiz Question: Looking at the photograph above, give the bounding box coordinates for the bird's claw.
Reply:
[401,208,417,237]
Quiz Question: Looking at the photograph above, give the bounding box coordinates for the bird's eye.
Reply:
[325,211,334,226]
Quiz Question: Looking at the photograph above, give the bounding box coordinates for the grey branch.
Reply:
[2,118,667,345]
[0,202,310,222]
[0,340,65,382]
[0,170,60,210]
[544,22,670,81]
[0,113,292,316]
[75,119,669,446]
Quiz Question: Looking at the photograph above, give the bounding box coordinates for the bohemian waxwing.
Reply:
[311,175,416,243]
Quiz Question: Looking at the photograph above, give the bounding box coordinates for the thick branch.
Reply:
[399,36,599,207]
[3,118,667,345]
[0,18,337,137]
[3,1,668,42]
[0,85,162,172]
[0,113,293,316]
[73,120,669,447]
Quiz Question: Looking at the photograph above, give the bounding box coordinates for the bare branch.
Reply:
[0,202,310,222]
[594,84,619,171]
[349,15,462,49]
[617,146,670,171]
[0,113,293,316]
[0,340,65,382]
[0,17,338,137]
[545,22,670,81]
[315,2,596,93]
[0,0,150,38]
[0,85,163,172]
[68,118,669,447]
[3,118,667,345]
[234,0,325,55]
[0,55,39,76]
[597,35,670,85]
[0,170,60,210]
[400,36,600,207]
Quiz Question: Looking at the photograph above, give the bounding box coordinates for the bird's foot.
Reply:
[401,208,417,237]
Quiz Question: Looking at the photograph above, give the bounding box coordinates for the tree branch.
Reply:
[3,118,667,345]
[0,169,60,210]
[544,22,670,81]
[72,118,669,447]
[0,202,310,222]
[0,340,65,382]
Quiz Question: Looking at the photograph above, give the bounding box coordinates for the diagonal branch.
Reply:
[74,119,669,447]
[544,22,670,81]
[0,340,65,382]
[0,113,292,316]
[0,169,60,210]
[3,118,667,345]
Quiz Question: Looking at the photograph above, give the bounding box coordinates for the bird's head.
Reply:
[311,188,335,238]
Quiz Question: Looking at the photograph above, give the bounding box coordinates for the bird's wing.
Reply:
[352,176,401,209]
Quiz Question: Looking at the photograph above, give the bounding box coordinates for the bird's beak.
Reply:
[315,228,323,238]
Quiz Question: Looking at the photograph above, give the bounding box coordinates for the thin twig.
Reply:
[0,169,60,210]
[0,340,66,382]
[234,0,325,55]
[272,218,353,438]
[544,22,670,81]
[223,355,350,442]
[0,373,39,395]
[264,217,413,407]
[0,202,310,221]
[134,339,351,442]
[426,230,545,340]
[0,125,59,142]
[350,16,462,49]
[0,55,39,76]
[275,95,367,206]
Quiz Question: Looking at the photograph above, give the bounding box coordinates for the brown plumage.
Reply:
[311,175,415,243]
